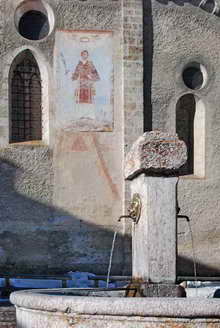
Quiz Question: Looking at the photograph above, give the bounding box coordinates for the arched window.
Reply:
[10,50,42,143]
[176,94,195,175]
[176,94,205,177]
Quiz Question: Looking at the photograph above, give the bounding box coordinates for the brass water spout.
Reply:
[118,193,142,224]
[118,215,136,223]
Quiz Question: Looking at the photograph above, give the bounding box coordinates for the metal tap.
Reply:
[118,193,142,224]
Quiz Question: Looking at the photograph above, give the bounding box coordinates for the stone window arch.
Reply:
[9,50,42,143]
[176,94,205,177]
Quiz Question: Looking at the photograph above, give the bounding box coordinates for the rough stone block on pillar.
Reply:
[125,131,187,179]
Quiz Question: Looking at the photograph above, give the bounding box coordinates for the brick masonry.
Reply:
[122,0,143,271]
[123,0,143,151]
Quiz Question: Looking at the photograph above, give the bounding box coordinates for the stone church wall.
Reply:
[147,0,220,276]
[1,0,219,278]
[0,0,144,275]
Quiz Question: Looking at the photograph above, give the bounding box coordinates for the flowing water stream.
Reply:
[187,219,198,295]
[106,231,117,288]
[178,213,198,294]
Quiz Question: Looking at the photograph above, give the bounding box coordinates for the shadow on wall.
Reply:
[155,0,220,16]
[0,158,129,276]
[0,157,219,278]
[176,183,220,278]
[178,256,220,277]
[143,0,153,132]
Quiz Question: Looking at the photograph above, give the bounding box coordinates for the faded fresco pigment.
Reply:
[55,30,114,132]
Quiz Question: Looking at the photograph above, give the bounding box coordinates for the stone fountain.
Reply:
[10,131,220,327]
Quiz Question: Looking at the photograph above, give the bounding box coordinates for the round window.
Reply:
[15,1,54,41]
[182,62,207,90]
[19,10,49,40]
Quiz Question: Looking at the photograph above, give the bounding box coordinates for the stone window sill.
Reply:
[9,140,46,147]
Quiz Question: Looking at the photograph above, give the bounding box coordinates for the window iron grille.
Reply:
[10,50,42,143]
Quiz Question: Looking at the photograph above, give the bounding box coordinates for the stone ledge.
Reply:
[10,289,220,318]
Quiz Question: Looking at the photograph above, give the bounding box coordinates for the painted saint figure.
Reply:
[72,50,100,104]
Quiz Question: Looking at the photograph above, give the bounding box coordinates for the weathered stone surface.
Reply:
[125,282,186,297]
[10,290,220,328]
[142,283,186,298]
[125,131,187,179]
[131,175,177,284]
[0,306,16,328]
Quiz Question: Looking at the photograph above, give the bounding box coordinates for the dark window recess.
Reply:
[182,66,203,90]
[18,10,49,40]
[176,94,195,175]
[10,50,42,143]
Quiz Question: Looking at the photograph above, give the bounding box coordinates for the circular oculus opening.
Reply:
[15,1,54,41]
[182,62,207,90]
[19,10,49,40]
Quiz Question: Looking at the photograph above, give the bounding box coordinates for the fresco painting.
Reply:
[55,30,113,131]
[72,50,100,104]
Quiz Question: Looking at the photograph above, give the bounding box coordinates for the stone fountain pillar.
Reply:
[124,131,187,287]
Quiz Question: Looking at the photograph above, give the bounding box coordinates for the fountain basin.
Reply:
[10,288,220,327]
